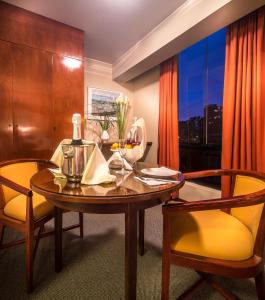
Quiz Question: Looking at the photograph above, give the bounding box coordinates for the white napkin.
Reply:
[50,138,72,168]
[50,139,116,185]
[81,143,116,185]
[126,118,147,162]
[108,152,133,171]
[132,117,147,158]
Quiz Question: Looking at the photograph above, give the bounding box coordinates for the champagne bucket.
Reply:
[61,143,95,183]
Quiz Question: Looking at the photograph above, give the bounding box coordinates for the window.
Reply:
[178,29,226,177]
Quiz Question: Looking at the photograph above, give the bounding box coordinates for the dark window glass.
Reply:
[179,39,206,144]
[178,28,226,183]
[206,29,225,144]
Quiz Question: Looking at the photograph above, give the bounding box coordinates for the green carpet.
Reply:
[0,184,258,299]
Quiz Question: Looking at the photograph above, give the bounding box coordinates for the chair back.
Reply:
[231,175,265,241]
[0,161,38,205]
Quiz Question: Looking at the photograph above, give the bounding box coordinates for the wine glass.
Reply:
[124,143,142,172]
[125,152,139,171]
[116,139,130,175]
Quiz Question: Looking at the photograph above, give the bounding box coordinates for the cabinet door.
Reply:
[52,54,84,148]
[0,40,13,161]
[12,45,53,159]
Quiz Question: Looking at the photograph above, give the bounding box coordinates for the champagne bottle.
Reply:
[71,113,83,145]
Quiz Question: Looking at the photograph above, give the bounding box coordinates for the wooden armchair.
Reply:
[161,169,265,300]
[0,159,83,293]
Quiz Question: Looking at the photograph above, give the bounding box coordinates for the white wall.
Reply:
[132,67,160,164]
[84,58,134,142]
[84,58,160,164]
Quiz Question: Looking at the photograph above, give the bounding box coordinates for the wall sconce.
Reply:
[62,57,82,70]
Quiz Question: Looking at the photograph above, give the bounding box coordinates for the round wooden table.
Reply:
[30,163,184,300]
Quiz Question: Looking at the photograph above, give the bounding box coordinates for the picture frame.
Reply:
[86,87,122,120]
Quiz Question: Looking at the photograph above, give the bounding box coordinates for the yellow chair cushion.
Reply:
[171,210,254,261]
[4,193,53,222]
[231,175,265,241]
[0,162,38,204]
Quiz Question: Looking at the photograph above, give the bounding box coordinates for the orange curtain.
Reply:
[222,7,265,196]
[158,56,179,169]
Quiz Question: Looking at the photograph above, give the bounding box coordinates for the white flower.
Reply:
[116,95,129,105]
[124,96,129,105]
[114,95,130,139]
[116,96,123,104]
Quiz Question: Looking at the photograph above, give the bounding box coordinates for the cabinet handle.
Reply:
[53,126,56,131]
[8,124,12,127]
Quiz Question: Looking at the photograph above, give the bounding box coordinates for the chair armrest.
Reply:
[0,175,32,197]
[183,169,223,180]
[0,158,57,169]
[183,169,265,181]
[163,188,265,214]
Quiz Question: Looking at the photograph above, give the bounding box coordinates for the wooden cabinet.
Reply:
[0,40,14,161]
[0,2,84,161]
[0,2,84,60]
[0,45,84,160]
[12,45,54,158]
[52,54,84,148]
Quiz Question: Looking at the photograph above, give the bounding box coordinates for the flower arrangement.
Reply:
[113,95,130,139]
[95,113,114,131]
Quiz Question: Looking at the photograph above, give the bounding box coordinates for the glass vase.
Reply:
[118,126,125,141]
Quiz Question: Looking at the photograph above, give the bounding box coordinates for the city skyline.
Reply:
[179,103,222,145]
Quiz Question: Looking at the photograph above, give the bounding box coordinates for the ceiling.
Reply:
[3,0,187,63]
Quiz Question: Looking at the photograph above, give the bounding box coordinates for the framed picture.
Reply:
[87,87,121,120]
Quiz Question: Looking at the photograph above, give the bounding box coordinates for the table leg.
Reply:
[54,206,63,273]
[125,205,138,300]
[138,209,145,256]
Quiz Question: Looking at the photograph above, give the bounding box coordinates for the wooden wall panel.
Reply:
[0,2,84,161]
[12,45,54,158]
[52,54,84,148]
[0,40,14,161]
[0,2,84,59]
